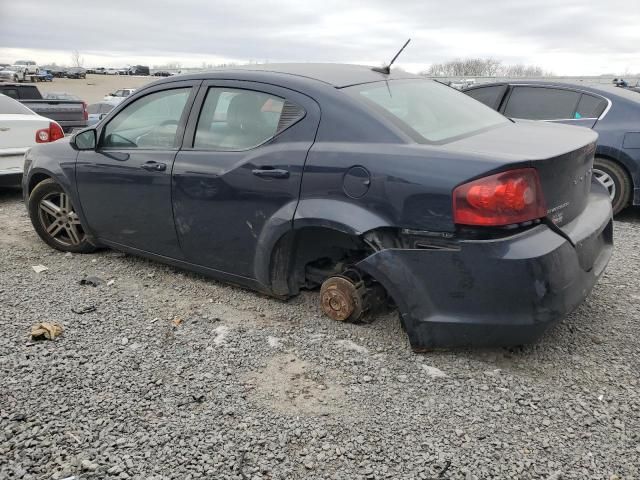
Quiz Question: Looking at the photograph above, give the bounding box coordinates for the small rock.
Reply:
[81,460,98,471]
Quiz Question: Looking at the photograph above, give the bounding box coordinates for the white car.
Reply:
[103,88,136,102]
[105,68,119,75]
[0,60,40,82]
[0,94,64,182]
[87,101,118,126]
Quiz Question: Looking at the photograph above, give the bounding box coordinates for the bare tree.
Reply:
[71,50,84,68]
[422,58,551,77]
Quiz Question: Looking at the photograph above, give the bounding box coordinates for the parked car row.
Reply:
[39,66,87,79]
[88,65,151,76]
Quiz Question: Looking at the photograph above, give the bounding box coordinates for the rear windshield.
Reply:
[0,94,35,115]
[345,79,509,143]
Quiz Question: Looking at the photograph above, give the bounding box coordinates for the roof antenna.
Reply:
[372,38,411,74]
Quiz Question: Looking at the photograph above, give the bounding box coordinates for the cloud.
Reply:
[0,0,638,74]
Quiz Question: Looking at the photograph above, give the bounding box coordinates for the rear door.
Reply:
[502,85,602,128]
[172,80,320,279]
[76,81,199,258]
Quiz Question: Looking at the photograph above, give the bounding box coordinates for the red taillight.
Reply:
[35,122,65,143]
[82,101,88,121]
[453,168,546,226]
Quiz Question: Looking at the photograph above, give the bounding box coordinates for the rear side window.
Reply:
[102,88,191,149]
[575,94,607,119]
[193,87,304,150]
[465,85,507,110]
[504,87,580,120]
[18,86,41,100]
[0,88,19,100]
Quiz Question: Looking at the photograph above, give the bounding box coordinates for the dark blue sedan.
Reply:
[22,64,613,349]
[464,81,640,214]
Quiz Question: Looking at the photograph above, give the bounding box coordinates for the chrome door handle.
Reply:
[252,167,289,179]
[141,161,166,172]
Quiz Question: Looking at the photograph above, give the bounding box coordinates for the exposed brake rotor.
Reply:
[319,276,364,322]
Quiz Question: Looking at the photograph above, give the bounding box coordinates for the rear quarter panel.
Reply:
[300,142,514,233]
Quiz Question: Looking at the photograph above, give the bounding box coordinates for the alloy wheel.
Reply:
[38,191,86,246]
[593,168,616,201]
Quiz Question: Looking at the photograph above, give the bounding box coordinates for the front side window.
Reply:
[345,80,509,143]
[102,88,191,149]
[194,88,301,150]
[504,87,580,120]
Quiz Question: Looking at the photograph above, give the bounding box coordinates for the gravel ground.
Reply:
[1,187,639,480]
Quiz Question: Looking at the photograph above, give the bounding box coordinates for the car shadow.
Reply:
[0,186,22,202]
[615,205,640,223]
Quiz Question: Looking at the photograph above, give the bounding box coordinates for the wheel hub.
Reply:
[320,276,363,322]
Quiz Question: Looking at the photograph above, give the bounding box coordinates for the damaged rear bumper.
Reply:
[357,190,613,349]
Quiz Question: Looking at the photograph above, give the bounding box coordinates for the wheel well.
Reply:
[268,226,400,297]
[27,173,52,196]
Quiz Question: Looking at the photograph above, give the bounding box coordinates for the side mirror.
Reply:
[71,128,97,150]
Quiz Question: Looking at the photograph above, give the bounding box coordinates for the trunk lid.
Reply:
[0,114,50,150]
[446,120,598,228]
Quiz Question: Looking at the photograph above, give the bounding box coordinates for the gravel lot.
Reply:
[1,187,639,480]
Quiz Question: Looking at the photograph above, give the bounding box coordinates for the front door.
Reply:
[172,80,320,280]
[76,81,198,258]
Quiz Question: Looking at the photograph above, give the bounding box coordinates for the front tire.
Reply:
[593,157,631,214]
[28,179,96,253]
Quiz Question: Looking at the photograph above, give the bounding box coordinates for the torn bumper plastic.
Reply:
[357,190,613,349]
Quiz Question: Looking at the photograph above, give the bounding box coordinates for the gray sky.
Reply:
[1,0,638,75]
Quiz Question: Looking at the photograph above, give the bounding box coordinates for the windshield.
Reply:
[0,94,35,115]
[345,79,509,143]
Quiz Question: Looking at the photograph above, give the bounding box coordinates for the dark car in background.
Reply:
[21,64,612,349]
[65,67,87,79]
[47,67,68,78]
[128,65,150,76]
[0,83,87,133]
[464,81,640,213]
[36,70,54,82]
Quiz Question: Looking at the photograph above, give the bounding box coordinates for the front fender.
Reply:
[23,141,98,243]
